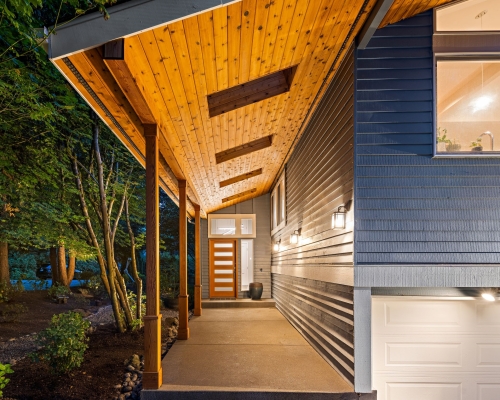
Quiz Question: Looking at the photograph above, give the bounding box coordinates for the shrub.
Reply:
[0,363,14,398]
[0,281,23,304]
[126,291,146,330]
[47,284,70,299]
[31,311,90,374]
[0,303,28,323]
[8,252,37,280]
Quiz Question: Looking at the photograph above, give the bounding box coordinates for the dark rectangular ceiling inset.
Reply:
[222,188,257,203]
[219,168,263,188]
[215,136,273,164]
[207,66,297,118]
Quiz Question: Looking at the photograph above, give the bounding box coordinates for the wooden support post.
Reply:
[178,180,190,339]
[143,124,162,389]
[194,204,202,316]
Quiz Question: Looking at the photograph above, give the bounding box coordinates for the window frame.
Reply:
[208,214,257,239]
[433,4,500,158]
[271,170,286,235]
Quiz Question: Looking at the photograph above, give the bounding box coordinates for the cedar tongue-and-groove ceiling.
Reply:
[52,0,455,215]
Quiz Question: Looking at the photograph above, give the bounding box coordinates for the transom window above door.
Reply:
[208,214,256,238]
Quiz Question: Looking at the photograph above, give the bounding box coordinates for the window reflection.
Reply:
[436,0,500,32]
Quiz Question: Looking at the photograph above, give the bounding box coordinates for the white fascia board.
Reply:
[49,0,241,59]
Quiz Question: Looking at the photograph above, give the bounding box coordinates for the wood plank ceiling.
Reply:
[380,0,456,27]
[53,0,452,215]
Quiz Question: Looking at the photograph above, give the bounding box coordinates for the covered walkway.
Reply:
[142,308,375,400]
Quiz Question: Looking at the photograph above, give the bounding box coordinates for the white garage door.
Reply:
[372,297,500,400]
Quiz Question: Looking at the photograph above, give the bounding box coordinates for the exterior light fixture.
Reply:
[290,229,301,244]
[273,239,281,252]
[482,289,497,302]
[332,200,352,230]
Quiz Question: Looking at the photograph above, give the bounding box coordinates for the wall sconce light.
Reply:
[332,200,352,229]
[290,229,301,244]
[273,239,281,252]
[481,288,497,302]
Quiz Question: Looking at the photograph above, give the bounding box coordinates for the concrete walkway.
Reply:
[142,308,372,400]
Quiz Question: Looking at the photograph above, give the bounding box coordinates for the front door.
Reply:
[209,239,237,298]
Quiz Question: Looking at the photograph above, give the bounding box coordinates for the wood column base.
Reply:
[178,294,190,340]
[143,314,163,389]
[194,285,202,316]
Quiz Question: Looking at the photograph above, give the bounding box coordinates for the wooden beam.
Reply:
[219,168,263,188]
[222,188,257,203]
[103,38,158,125]
[215,136,273,164]
[142,124,162,389]
[356,0,395,49]
[194,203,202,316]
[178,180,190,340]
[207,66,297,117]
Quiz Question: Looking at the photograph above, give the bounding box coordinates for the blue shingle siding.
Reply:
[354,10,500,266]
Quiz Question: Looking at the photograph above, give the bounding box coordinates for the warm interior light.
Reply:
[332,209,346,229]
[290,230,300,244]
[482,292,496,302]
[471,95,494,113]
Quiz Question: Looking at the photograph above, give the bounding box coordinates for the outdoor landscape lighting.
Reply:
[481,289,497,301]
[273,239,281,252]
[290,230,301,244]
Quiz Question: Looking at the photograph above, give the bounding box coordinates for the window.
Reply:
[271,170,286,233]
[434,0,500,156]
[208,214,256,238]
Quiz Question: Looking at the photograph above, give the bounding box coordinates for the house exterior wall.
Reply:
[271,45,356,386]
[201,194,272,299]
[354,10,500,287]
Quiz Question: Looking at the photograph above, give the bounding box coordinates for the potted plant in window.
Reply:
[470,138,483,152]
[437,127,451,152]
[446,139,461,152]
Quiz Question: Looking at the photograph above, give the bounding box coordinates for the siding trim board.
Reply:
[354,10,500,277]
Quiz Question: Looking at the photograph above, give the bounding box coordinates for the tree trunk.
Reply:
[0,242,9,284]
[57,245,68,286]
[67,253,76,284]
[126,197,142,321]
[50,247,59,285]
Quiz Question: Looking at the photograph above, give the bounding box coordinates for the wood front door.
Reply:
[209,239,237,298]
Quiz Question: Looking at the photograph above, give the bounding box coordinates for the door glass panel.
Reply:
[210,218,236,235]
[241,218,253,234]
[215,287,233,291]
[214,260,233,265]
[214,269,231,274]
[437,60,500,154]
[215,278,233,283]
[214,252,233,256]
[214,243,233,248]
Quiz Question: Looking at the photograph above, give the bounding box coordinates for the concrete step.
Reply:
[202,298,276,309]
[143,388,377,400]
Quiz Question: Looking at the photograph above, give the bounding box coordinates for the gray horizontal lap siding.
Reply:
[354,11,500,266]
[272,45,355,386]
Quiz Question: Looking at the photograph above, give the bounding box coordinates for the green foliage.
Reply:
[8,251,37,280]
[31,311,90,374]
[47,283,70,299]
[0,363,14,398]
[0,281,23,303]
[126,290,145,330]
[471,138,483,148]
[436,127,450,144]
[159,253,179,298]
[0,302,28,323]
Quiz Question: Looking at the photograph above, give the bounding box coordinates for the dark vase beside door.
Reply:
[249,282,263,300]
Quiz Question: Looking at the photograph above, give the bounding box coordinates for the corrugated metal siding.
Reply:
[271,45,355,386]
[271,45,355,282]
[355,11,500,266]
[201,194,272,299]
[273,275,354,385]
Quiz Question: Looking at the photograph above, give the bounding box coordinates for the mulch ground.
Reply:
[1,289,172,400]
[4,325,145,400]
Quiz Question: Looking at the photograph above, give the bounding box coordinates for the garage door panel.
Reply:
[373,297,500,400]
[386,382,462,400]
